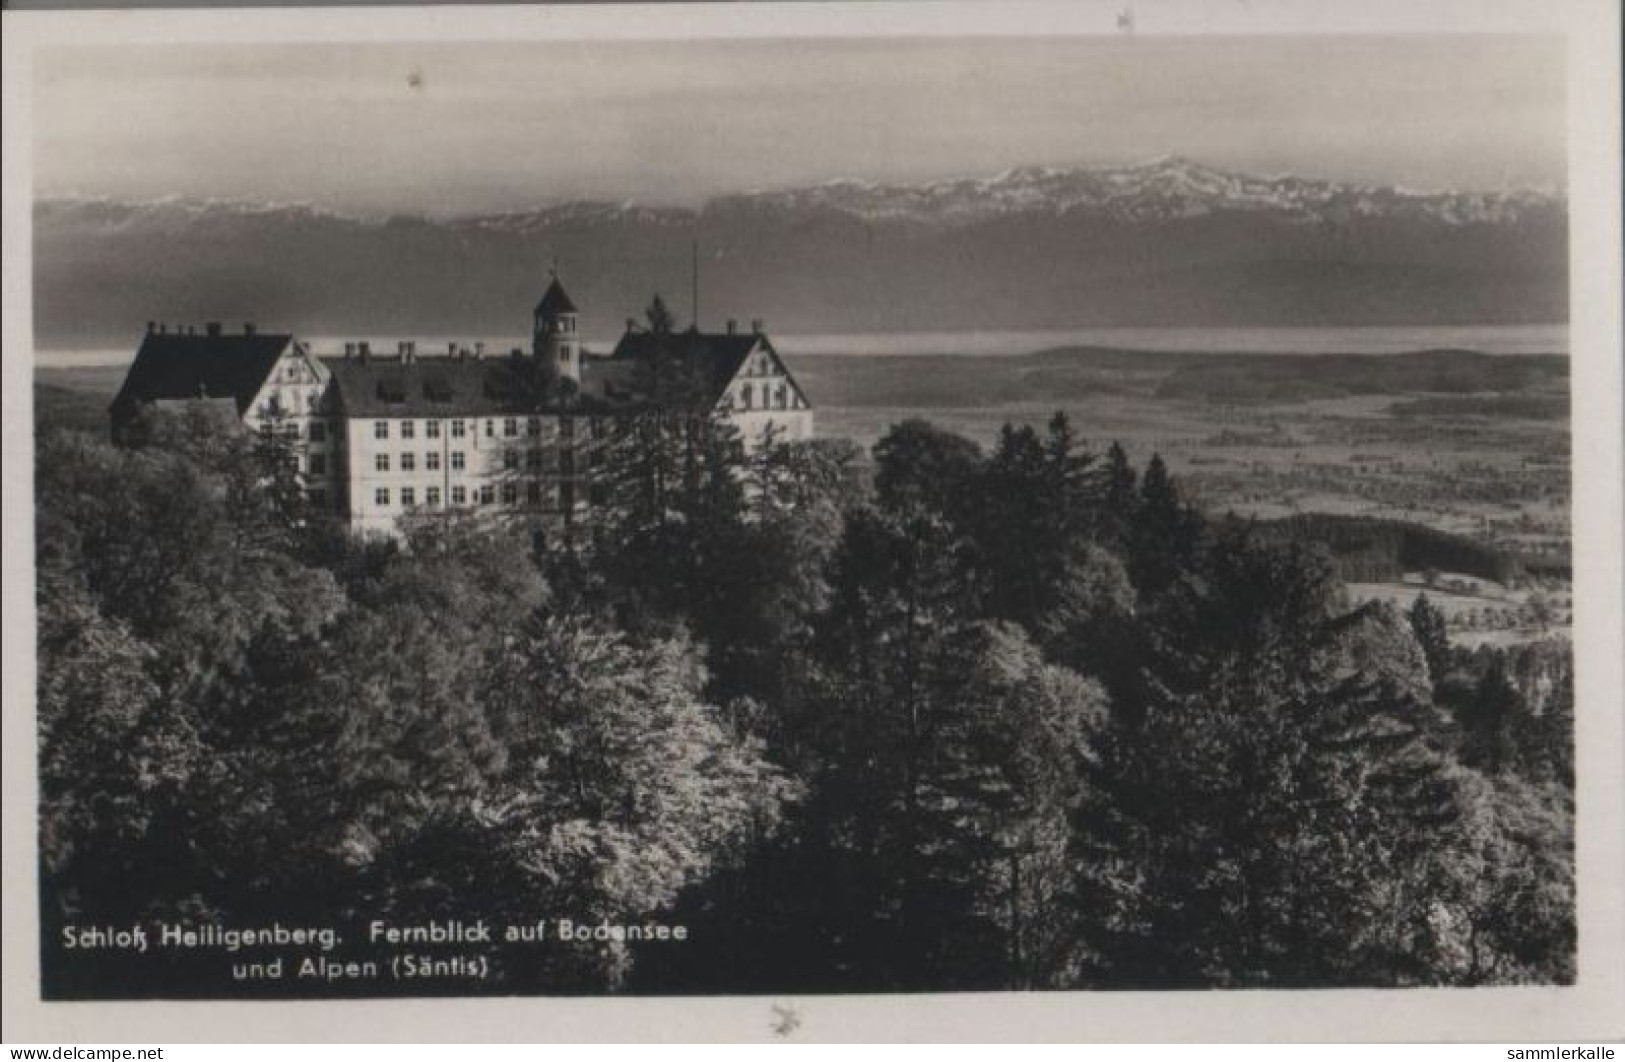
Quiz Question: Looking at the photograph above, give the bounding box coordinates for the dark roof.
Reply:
[601,329,766,402]
[321,327,806,419]
[534,277,578,317]
[112,330,293,416]
[323,353,626,417]
[575,355,644,406]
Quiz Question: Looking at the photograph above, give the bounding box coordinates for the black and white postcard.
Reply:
[3,0,1621,1043]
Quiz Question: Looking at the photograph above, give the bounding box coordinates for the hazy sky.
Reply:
[35,35,1565,215]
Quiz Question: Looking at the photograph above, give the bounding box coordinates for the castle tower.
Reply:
[533,274,580,383]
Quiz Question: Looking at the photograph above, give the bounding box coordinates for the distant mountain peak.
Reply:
[31,156,1566,346]
[714,157,1562,228]
[1129,153,1216,172]
[37,157,1562,232]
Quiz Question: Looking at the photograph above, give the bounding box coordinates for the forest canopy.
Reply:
[35,404,1574,996]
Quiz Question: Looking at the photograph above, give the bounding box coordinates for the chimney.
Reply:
[206,322,222,337]
[625,318,636,334]
[450,341,459,357]
[344,342,356,358]
[358,341,371,362]
[474,341,485,358]
[146,321,156,334]
[243,322,256,336]
[726,318,738,335]
[751,318,764,335]
[186,325,196,336]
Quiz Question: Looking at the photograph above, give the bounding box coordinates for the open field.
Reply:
[788,347,1570,565]
[1347,572,1571,649]
[788,344,1572,648]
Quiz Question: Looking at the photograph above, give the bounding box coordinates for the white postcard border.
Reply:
[3,0,1620,1043]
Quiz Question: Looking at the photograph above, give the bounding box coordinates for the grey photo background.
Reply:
[36,36,1564,211]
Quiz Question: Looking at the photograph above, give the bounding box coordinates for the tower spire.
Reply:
[534,274,580,384]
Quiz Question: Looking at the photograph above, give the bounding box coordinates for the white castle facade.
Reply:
[110,278,814,538]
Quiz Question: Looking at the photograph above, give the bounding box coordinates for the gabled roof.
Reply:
[601,329,767,404]
[534,277,578,317]
[112,330,294,417]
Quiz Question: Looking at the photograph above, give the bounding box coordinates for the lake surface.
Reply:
[31,323,1569,369]
[770,324,1569,357]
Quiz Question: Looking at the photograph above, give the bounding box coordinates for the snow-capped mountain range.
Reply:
[34,158,1567,344]
[705,156,1560,228]
[46,156,1562,233]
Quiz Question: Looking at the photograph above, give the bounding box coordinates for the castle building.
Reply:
[110,277,814,538]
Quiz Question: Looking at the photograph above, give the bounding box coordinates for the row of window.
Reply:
[372,482,558,508]
[259,391,323,417]
[254,414,330,441]
[309,450,591,477]
[375,451,459,472]
[370,417,608,441]
[366,449,578,474]
[735,383,796,411]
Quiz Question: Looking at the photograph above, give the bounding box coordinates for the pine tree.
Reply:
[645,292,678,335]
[1096,440,1139,551]
[871,419,983,520]
[1408,593,1453,685]
[1127,453,1201,599]
[811,508,1111,989]
[1070,532,1468,987]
